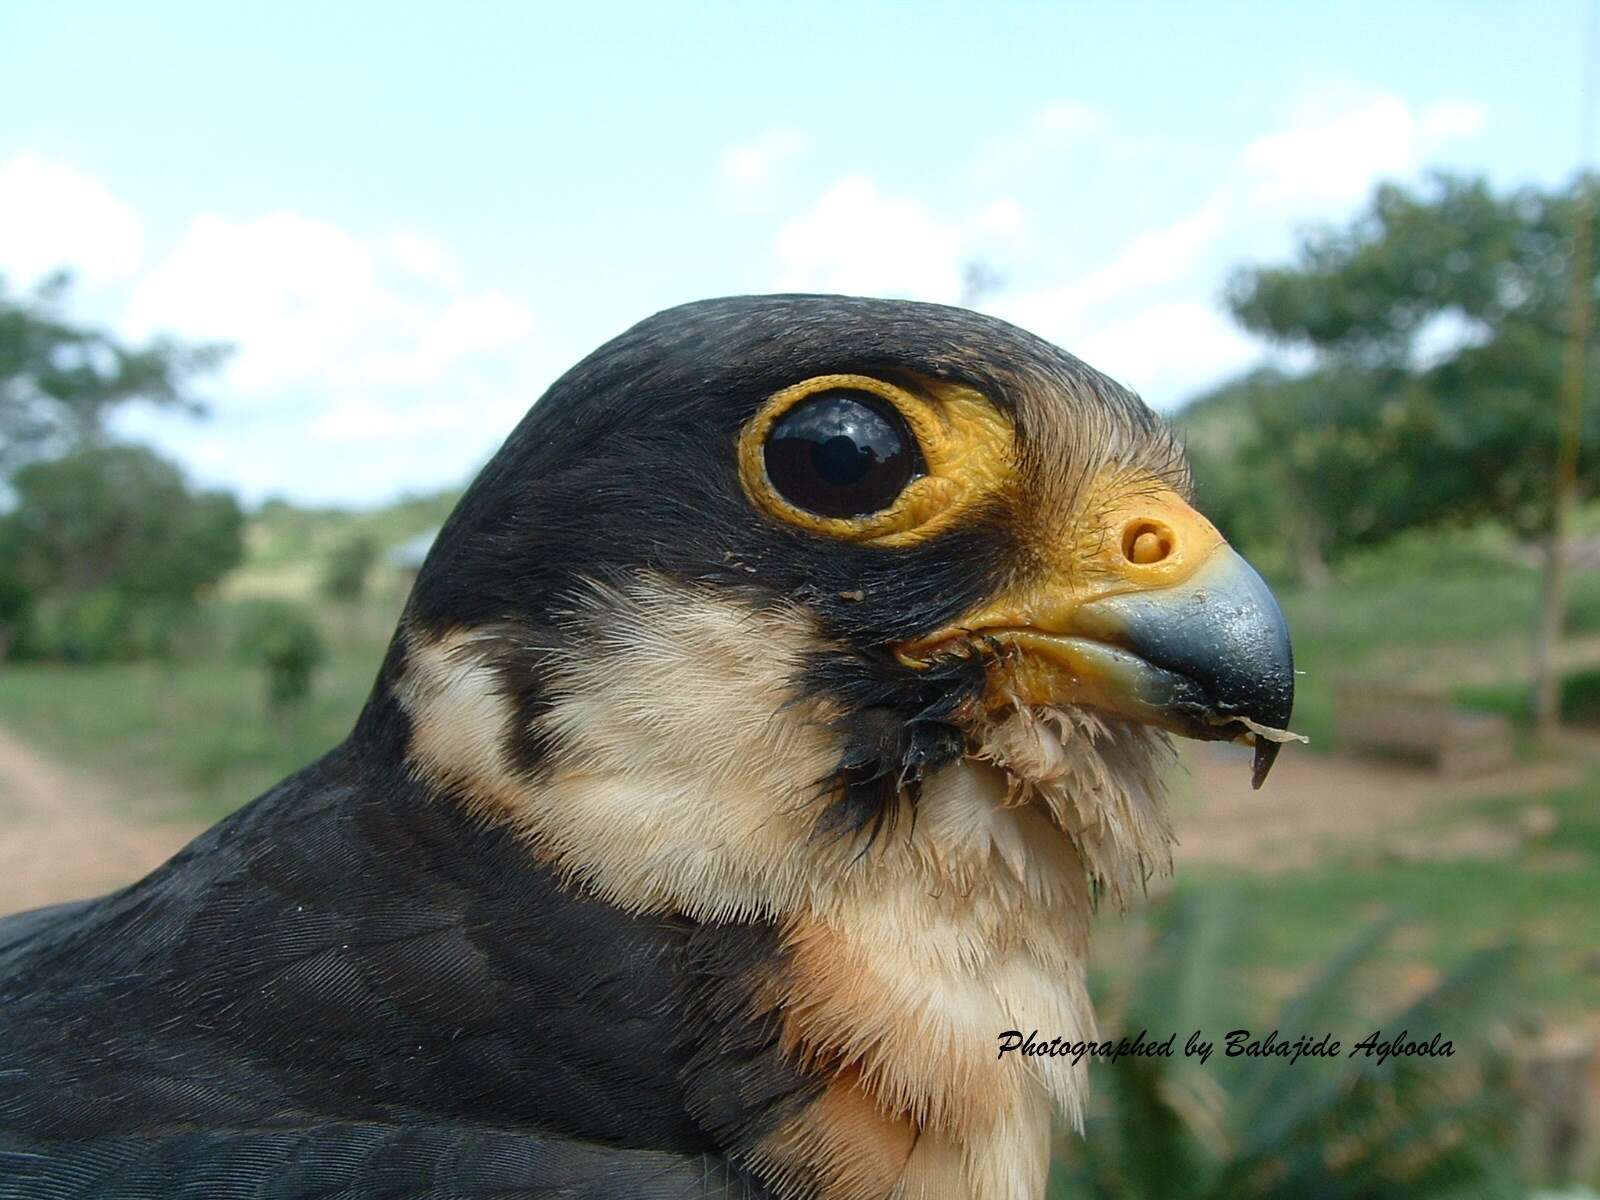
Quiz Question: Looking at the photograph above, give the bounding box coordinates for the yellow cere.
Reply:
[736,373,1016,547]
[894,469,1231,671]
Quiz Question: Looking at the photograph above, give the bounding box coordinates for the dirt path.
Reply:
[1172,739,1582,871]
[0,725,204,917]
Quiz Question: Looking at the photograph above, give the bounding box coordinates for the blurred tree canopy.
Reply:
[1190,173,1600,581]
[319,533,378,601]
[1,272,229,478]
[233,599,327,714]
[0,274,240,660]
[3,444,243,602]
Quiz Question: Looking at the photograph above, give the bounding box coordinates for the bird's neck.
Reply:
[746,755,1108,1200]
[386,580,1174,1200]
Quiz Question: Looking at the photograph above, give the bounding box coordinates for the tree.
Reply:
[319,533,378,601]
[1180,367,1406,584]
[0,552,31,660]
[6,444,244,601]
[1220,173,1600,727]
[234,600,327,714]
[2,445,244,659]
[0,272,235,659]
[0,272,229,478]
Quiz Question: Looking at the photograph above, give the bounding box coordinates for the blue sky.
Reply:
[0,1,1589,505]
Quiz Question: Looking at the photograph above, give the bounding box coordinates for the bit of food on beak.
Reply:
[1232,717,1311,789]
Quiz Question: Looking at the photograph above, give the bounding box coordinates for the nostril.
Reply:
[1123,521,1173,565]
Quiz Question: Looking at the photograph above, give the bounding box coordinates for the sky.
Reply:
[0,1,1591,506]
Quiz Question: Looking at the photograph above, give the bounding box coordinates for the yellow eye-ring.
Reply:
[737,373,1015,547]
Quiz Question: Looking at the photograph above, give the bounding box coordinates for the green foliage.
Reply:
[22,590,195,663]
[6,444,244,602]
[1330,522,1517,585]
[1454,666,1600,728]
[1228,175,1552,355]
[232,600,328,713]
[1188,173,1600,581]
[248,492,458,570]
[1181,367,1400,581]
[0,272,229,477]
[319,534,378,601]
[1052,892,1524,1199]
[32,590,133,663]
[0,553,33,657]
[0,444,244,661]
[0,276,238,662]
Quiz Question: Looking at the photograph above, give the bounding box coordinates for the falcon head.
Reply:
[376,294,1295,1195]
[393,291,1292,820]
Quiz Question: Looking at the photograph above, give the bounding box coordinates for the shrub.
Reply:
[1051,891,1523,1199]
[319,534,378,601]
[0,563,34,661]
[0,442,243,663]
[233,600,328,713]
[21,591,196,662]
[4,444,243,604]
[1455,667,1600,729]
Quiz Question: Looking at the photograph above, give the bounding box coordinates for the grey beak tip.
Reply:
[1103,548,1296,759]
[1250,739,1282,790]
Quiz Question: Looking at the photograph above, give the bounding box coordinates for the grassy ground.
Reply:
[1182,551,1600,1020]
[0,588,403,820]
[1176,766,1600,1017]
[1281,562,1600,750]
[0,494,436,817]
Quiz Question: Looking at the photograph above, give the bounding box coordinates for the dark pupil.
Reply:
[763,389,919,518]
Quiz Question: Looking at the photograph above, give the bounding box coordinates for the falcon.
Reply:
[0,295,1294,1200]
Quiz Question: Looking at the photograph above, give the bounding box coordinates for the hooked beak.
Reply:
[1025,547,1296,785]
[897,481,1297,787]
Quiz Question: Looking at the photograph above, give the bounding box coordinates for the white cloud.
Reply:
[1419,99,1487,143]
[770,174,1032,304]
[999,200,1228,335]
[311,398,470,442]
[381,229,464,290]
[1069,301,1261,402]
[1035,101,1105,137]
[718,129,812,207]
[0,165,561,504]
[128,212,392,393]
[0,154,144,288]
[367,292,536,385]
[974,198,1028,239]
[0,159,532,503]
[972,100,1107,181]
[115,208,551,501]
[125,211,537,398]
[982,85,1488,409]
[774,176,969,301]
[1239,86,1485,212]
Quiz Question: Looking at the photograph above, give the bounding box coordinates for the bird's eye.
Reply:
[762,389,923,518]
